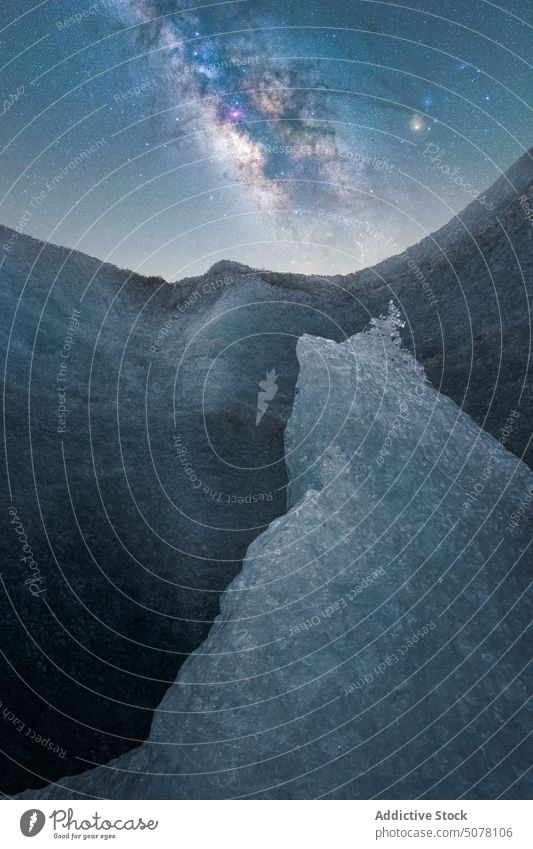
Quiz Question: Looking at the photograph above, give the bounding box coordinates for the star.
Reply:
[226,107,245,121]
[410,114,425,132]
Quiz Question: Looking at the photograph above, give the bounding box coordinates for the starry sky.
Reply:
[0,0,532,279]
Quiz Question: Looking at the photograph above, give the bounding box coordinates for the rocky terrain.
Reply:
[1,148,532,795]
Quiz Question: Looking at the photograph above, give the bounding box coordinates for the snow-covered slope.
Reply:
[19,307,532,799]
[2,148,532,794]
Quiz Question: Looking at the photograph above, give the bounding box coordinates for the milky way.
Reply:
[0,0,531,277]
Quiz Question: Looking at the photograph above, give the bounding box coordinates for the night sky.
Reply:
[1,0,532,279]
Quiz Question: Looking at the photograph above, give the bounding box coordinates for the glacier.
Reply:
[2,148,532,793]
[20,305,533,800]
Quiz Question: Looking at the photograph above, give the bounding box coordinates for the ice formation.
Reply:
[21,305,533,799]
[4,148,532,793]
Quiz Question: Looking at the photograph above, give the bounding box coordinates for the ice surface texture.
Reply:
[22,307,532,799]
[3,148,532,793]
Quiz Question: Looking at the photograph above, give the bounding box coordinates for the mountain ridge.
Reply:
[2,147,531,294]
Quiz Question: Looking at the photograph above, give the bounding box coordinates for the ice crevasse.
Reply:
[22,305,533,800]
